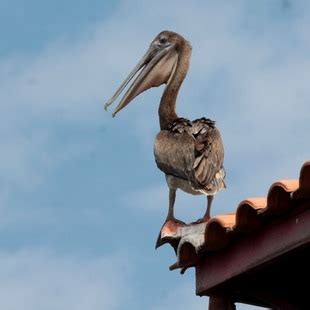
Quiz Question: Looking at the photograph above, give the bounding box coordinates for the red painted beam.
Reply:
[196,203,310,295]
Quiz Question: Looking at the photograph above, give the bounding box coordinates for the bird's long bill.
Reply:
[104,43,177,117]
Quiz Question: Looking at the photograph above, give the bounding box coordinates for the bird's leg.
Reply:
[204,195,213,220]
[194,195,213,224]
[166,188,176,220]
[155,188,185,249]
[165,188,185,225]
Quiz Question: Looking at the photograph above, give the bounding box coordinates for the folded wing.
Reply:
[154,117,225,191]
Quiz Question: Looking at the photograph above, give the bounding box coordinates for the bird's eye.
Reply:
[159,37,167,44]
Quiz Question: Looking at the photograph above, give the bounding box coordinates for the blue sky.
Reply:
[1,0,309,309]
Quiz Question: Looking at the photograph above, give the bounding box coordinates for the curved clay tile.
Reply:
[157,221,208,252]
[177,242,199,273]
[266,179,299,215]
[294,161,310,199]
[160,220,183,239]
[236,198,267,231]
[157,220,186,252]
[204,214,235,251]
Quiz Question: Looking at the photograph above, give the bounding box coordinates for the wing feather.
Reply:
[154,117,225,190]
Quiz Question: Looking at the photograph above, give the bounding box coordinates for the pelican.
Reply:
[105,31,226,234]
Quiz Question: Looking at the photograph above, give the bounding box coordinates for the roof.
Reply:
[157,161,310,307]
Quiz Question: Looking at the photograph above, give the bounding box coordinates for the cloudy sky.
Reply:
[1,0,309,309]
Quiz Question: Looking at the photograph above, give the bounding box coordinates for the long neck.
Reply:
[159,42,191,130]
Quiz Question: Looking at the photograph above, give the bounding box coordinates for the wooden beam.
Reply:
[209,294,235,310]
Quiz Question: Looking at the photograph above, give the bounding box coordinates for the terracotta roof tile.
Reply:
[236,198,266,231]
[264,179,299,215]
[157,161,310,273]
[294,161,310,199]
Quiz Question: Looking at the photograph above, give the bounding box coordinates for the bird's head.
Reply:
[104,30,191,117]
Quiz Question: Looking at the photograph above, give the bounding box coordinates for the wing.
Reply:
[154,119,196,181]
[190,117,224,189]
[154,117,225,190]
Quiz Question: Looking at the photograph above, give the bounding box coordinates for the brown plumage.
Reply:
[155,117,225,194]
[104,30,226,233]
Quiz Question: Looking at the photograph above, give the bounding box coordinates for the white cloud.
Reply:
[150,281,206,310]
[125,184,168,212]
[124,182,220,223]
[150,281,266,310]
[0,248,131,310]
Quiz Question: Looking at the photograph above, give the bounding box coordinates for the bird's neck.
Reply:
[159,43,191,130]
